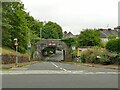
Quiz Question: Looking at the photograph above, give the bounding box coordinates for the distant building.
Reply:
[99,28,118,42]
[63,31,76,38]
[114,26,120,38]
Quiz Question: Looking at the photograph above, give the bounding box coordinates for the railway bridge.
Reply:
[33,39,72,61]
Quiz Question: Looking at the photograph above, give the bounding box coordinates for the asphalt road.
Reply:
[46,50,64,62]
[2,51,119,88]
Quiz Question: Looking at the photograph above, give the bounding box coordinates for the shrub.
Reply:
[80,47,119,65]
[80,48,101,64]
[106,39,120,53]
[100,57,111,65]
[109,53,120,65]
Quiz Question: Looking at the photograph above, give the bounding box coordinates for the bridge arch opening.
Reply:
[33,39,72,62]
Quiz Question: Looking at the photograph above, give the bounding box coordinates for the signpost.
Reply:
[14,38,18,65]
[28,43,31,62]
[72,46,76,51]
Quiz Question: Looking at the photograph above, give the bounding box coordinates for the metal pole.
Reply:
[16,46,18,65]
[28,28,31,62]
[28,49,30,62]
[40,28,42,39]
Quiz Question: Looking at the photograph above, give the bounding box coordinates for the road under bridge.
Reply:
[33,39,72,61]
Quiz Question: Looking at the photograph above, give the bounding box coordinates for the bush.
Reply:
[109,53,120,65]
[80,47,119,65]
[80,48,101,64]
[100,57,111,65]
[106,39,120,53]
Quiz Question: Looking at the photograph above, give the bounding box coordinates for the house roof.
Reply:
[99,29,118,38]
[63,31,75,38]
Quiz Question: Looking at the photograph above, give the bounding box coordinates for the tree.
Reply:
[61,37,77,47]
[78,29,101,46]
[42,21,63,39]
[2,2,29,53]
[2,2,42,53]
[106,39,120,53]
[2,2,63,54]
[108,34,116,40]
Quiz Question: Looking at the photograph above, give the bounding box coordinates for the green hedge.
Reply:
[106,39,120,53]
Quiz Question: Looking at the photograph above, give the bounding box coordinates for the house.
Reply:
[63,31,76,38]
[99,28,118,42]
[114,26,120,38]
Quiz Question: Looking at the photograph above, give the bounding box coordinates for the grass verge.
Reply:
[0,61,39,71]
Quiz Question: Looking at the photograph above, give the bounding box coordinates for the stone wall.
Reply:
[2,54,29,64]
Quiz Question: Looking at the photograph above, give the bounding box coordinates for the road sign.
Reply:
[14,42,18,46]
[28,44,31,50]
[72,46,76,51]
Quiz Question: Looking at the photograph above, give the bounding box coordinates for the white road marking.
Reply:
[62,68,67,71]
[95,72,107,74]
[51,62,59,68]
[60,68,63,70]
[51,62,68,71]
[1,70,119,75]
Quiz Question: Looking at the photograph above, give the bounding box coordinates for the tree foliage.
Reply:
[107,34,116,40]
[61,38,77,47]
[2,2,63,53]
[78,29,101,46]
[106,39,120,53]
[2,2,28,53]
[42,21,63,39]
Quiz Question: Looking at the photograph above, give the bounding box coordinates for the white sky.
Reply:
[21,0,119,35]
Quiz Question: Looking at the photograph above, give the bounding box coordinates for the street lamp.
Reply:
[14,38,18,65]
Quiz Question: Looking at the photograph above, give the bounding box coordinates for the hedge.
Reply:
[106,39,120,53]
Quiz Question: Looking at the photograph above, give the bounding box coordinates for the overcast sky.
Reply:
[21,0,119,35]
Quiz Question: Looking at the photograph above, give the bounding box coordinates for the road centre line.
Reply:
[51,62,58,68]
[51,62,68,71]
[62,68,67,71]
